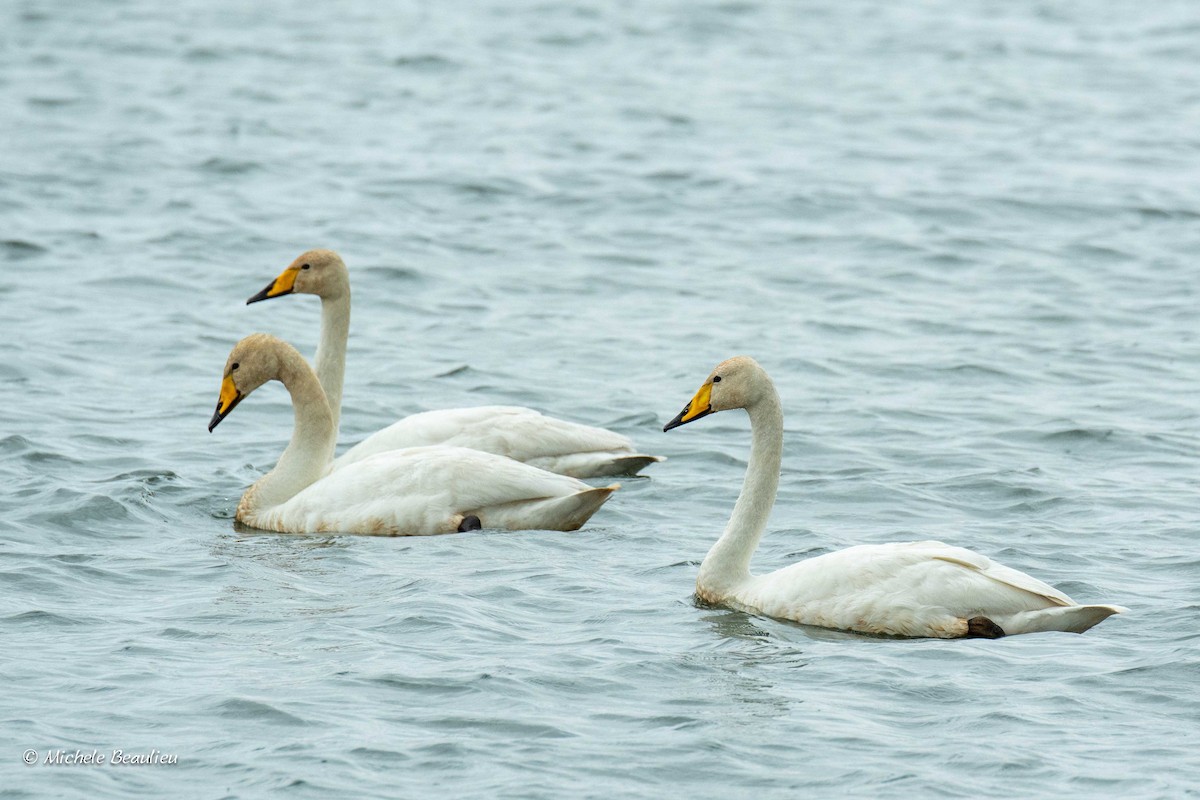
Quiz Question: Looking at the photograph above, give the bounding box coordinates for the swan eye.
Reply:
[712,376,722,383]
[231,363,240,371]
[301,264,311,270]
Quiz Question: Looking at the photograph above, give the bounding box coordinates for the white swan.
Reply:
[208,333,617,535]
[663,356,1127,638]
[246,249,663,478]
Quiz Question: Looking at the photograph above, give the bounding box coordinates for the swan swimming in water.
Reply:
[208,333,617,535]
[664,356,1126,638]
[246,249,663,478]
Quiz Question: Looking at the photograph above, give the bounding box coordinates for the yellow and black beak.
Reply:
[664,381,714,432]
[246,265,300,304]
[208,374,245,432]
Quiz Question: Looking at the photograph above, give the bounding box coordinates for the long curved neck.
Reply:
[241,348,337,512]
[697,383,784,595]
[313,289,350,435]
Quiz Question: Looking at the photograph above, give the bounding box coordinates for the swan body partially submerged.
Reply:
[246,250,663,478]
[209,334,617,536]
[664,356,1126,638]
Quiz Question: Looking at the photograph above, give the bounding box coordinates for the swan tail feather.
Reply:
[527,453,664,478]
[478,484,619,532]
[1001,604,1127,635]
[555,484,620,530]
[591,455,665,478]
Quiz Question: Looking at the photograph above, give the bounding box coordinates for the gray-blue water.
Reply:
[3,0,1199,796]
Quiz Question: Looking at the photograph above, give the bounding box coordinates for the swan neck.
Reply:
[242,347,337,512]
[314,290,350,435]
[698,384,783,594]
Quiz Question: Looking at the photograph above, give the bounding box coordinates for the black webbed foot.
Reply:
[966,616,1005,639]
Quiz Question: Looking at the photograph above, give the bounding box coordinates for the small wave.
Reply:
[364,674,485,697]
[645,169,694,182]
[348,746,411,762]
[362,265,424,283]
[2,609,88,626]
[586,251,659,267]
[423,715,575,739]
[197,157,262,175]
[1066,243,1134,263]
[158,627,221,640]
[184,47,223,62]
[2,239,47,259]
[592,712,704,730]
[1040,428,1115,443]
[21,449,84,468]
[1135,205,1200,220]
[27,96,79,108]
[97,468,180,486]
[935,362,1021,380]
[536,32,604,47]
[454,179,524,198]
[214,698,308,726]
[391,54,461,72]
[0,434,35,454]
[26,491,132,528]
[607,411,662,428]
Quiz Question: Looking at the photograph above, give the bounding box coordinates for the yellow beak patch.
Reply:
[217,375,240,415]
[209,374,245,432]
[268,266,299,296]
[246,266,300,304]
[663,381,714,431]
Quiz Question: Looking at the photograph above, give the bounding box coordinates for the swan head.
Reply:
[246,249,349,304]
[208,333,294,432]
[663,356,766,431]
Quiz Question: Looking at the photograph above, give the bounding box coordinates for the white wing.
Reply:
[334,406,662,478]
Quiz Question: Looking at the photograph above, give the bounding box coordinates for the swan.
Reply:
[663,356,1127,638]
[245,249,663,478]
[208,333,618,535]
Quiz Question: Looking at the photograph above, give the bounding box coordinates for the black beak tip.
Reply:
[663,408,688,433]
[246,280,285,305]
[209,393,244,432]
[208,401,228,433]
[663,405,711,432]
